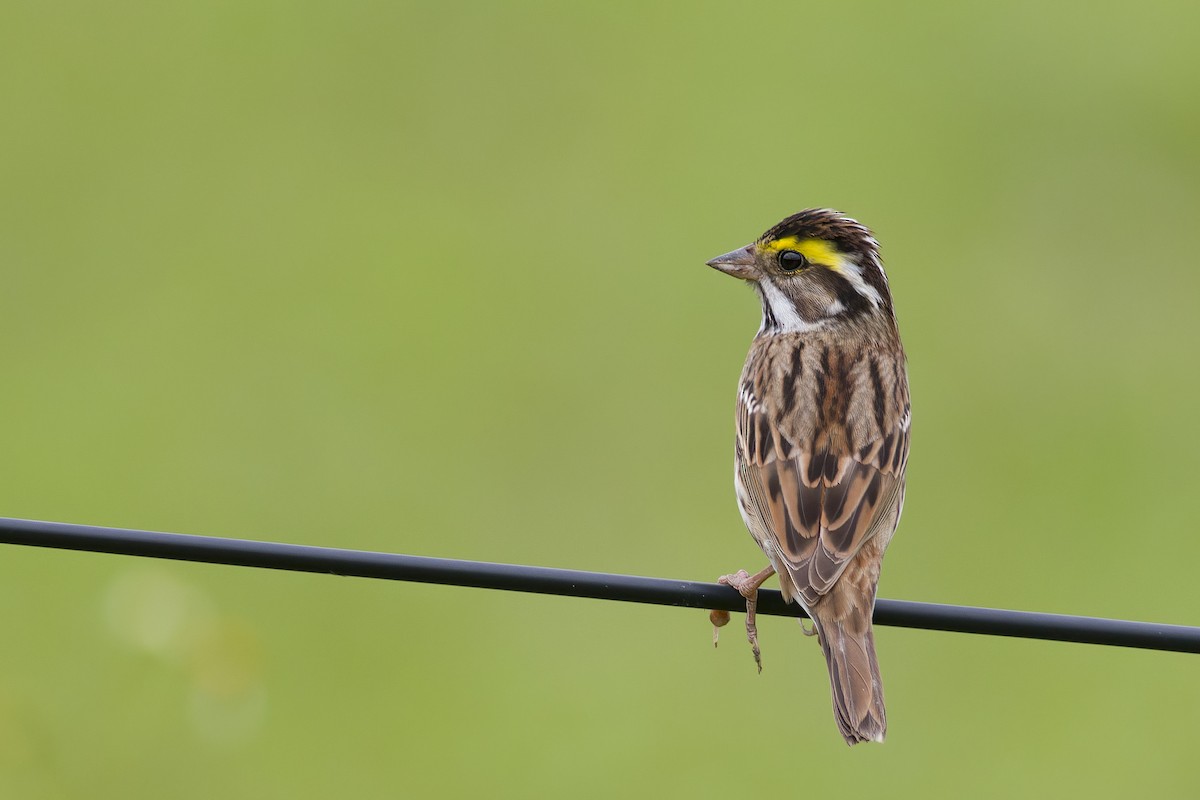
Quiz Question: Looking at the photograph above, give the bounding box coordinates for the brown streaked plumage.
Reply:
[707,209,910,745]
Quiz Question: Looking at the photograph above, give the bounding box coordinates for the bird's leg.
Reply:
[715,565,776,672]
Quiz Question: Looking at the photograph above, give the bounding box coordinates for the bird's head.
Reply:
[707,209,894,334]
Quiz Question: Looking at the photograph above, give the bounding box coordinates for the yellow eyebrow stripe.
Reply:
[759,236,843,270]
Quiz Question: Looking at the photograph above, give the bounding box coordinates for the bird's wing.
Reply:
[737,383,909,609]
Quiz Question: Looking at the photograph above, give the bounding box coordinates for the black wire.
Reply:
[2,516,1197,654]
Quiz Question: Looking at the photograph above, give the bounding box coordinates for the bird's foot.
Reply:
[715,565,776,673]
[798,617,819,637]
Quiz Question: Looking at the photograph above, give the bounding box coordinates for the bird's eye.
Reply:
[779,250,808,271]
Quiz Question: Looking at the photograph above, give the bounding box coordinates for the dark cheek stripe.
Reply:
[832,272,873,314]
[762,302,778,331]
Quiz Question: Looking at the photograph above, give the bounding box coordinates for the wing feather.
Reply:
[736,353,909,609]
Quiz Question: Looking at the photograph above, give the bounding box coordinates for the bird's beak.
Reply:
[706,244,757,280]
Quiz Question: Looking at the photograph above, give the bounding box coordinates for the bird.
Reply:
[706,208,910,745]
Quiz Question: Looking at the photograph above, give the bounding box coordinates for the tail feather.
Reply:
[817,616,886,745]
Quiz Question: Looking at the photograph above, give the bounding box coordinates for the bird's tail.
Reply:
[816,611,887,745]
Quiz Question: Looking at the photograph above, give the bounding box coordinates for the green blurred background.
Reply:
[2,1,1198,797]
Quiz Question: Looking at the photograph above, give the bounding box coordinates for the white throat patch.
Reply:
[756,280,826,334]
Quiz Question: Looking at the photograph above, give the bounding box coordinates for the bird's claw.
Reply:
[716,565,775,673]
